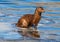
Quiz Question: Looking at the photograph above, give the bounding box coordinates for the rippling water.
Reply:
[0,0,60,42]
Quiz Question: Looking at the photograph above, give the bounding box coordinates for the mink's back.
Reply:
[20,14,34,23]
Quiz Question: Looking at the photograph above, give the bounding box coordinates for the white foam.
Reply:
[38,24,44,26]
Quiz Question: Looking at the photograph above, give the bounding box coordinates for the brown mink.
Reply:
[16,7,44,28]
[16,7,44,38]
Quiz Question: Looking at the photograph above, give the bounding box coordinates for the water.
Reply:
[0,0,60,42]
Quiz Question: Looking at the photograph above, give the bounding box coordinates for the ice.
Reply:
[0,22,23,40]
[0,22,15,32]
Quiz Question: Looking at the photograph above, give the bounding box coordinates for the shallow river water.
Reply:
[0,0,60,42]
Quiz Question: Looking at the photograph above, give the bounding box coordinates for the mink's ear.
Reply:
[36,7,44,10]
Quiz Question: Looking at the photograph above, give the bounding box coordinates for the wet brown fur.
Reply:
[16,7,44,38]
[16,7,44,28]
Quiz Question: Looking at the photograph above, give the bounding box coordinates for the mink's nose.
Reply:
[42,10,45,13]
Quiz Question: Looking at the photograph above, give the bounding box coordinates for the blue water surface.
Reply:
[0,0,60,42]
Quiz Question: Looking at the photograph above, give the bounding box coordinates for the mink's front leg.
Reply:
[32,24,37,30]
